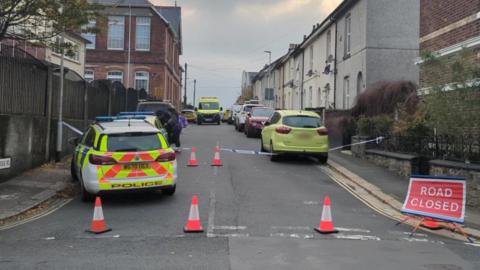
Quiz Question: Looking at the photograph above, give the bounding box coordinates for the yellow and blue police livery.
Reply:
[70,115,177,202]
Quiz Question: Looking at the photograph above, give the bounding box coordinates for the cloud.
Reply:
[234,0,341,21]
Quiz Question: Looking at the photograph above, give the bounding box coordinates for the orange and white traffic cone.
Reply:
[187,147,199,167]
[314,196,338,234]
[184,195,204,233]
[421,217,443,230]
[211,146,223,166]
[86,197,112,234]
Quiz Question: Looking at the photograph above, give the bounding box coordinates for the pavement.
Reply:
[329,150,480,233]
[0,124,479,269]
[0,160,73,223]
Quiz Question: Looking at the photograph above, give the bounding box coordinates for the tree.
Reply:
[0,0,104,44]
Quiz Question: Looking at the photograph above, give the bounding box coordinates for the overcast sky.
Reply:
[151,0,342,107]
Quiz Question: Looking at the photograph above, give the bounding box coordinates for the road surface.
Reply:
[0,124,478,269]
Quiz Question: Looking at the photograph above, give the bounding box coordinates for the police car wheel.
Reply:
[80,179,95,202]
[70,158,78,182]
[163,185,176,196]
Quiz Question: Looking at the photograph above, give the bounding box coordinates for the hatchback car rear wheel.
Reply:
[270,142,279,162]
[80,179,95,202]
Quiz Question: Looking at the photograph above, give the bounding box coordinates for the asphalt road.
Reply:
[0,124,479,270]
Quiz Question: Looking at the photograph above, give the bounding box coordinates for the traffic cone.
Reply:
[86,197,112,234]
[314,196,338,234]
[421,217,443,230]
[187,147,199,167]
[184,195,204,233]
[211,146,223,166]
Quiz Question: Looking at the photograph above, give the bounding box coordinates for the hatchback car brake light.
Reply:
[156,152,176,162]
[317,127,328,136]
[89,154,117,165]
[275,126,292,134]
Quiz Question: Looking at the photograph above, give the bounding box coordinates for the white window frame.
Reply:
[108,16,125,50]
[135,71,149,91]
[52,36,80,62]
[85,70,94,83]
[343,76,350,109]
[107,71,124,83]
[82,20,96,49]
[135,17,151,51]
[309,46,314,72]
[326,30,331,60]
[344,14,351,56]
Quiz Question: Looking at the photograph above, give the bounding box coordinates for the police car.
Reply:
[70,115,177,202]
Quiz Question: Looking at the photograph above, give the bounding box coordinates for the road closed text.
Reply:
[402,177,466,222]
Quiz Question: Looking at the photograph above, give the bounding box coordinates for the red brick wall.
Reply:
[85,8,182,108]
[420,0,480,37]
[421,20,480,52]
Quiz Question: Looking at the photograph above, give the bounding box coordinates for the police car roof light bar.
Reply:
[118,112,154,116]
[95,116,116,122]
[117,115,147,120]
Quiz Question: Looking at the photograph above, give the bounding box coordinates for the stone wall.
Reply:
[429,160,480,207]
[364,150,417,179]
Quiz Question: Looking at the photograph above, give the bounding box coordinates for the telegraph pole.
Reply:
[193,79,196,107]
[183,63,187,106]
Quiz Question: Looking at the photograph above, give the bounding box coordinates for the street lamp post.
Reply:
[193,79,196,107]
[56,5,65,162]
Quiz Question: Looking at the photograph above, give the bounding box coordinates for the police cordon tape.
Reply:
[176,136,385,156]
[62,121,84,136]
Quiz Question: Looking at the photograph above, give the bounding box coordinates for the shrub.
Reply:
[357,115,393,137]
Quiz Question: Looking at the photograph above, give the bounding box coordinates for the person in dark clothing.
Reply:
[156,109,182,147]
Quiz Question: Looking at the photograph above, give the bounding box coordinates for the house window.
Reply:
[82,20,96,49]
[136,17,151,51]
[326,30,331,61]
[108,16,125,50]
[135,71,149,92]
[308,86,313,107]
[52,36,79,62]
[344,14,351,56]
[265,88,274,100]
[309,46,314,72]
[107,71,123,83]
[357,72,363,95]
[343,76,350,109]
[85,70,94,83]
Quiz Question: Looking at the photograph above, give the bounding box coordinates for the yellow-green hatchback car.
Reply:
[261,110,329,163]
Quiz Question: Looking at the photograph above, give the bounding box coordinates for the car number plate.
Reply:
[124,163,150,170]
[298,133,312,139]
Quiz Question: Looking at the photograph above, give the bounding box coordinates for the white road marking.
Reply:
[388,230,428,237]
[336,227,371,233]
[43,236,56,240]
[303,201,319,205]
[334,234,381,241]
[270,233,316,239]
[213,225,247,230]
[271,226,310,231]
[206,190,216,238]
[77,234,120,239]
[464,241,480,247]
[400,237,444,245]
[208,233,249,238]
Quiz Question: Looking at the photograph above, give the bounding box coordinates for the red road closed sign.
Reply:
[401,175,466,223]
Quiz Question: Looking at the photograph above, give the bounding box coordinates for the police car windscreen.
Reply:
[107,133,162,152]
[199,102,219,110]
[283,116,321,128]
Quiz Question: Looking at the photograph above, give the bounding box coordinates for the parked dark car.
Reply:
[137,101,182,147]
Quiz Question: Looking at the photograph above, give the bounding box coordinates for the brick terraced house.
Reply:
[84,0,182,108]
[419,0,480,89]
